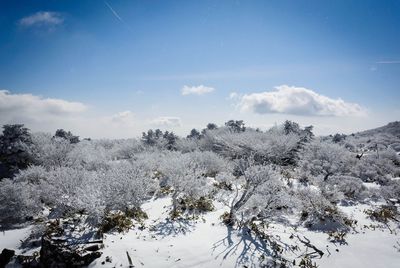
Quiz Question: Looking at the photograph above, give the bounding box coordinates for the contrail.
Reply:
[376,60,400,64]
[104,1,123,22]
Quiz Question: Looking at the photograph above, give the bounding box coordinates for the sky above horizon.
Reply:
[1,0,399,138]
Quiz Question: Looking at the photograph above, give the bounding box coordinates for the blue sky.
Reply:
[0,0,399,138]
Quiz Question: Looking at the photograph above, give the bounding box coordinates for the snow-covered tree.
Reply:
[225,120,246,133]
[141,129,179,150]
[187,128,202,140]
[332,133,346,143]
[283,120,301,135]
[54,129,80,144]
[163,131,179,150]
[0,124,35,176]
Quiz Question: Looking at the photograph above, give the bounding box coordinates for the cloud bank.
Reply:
[0,90,87,124]
[151,116,182,127]
[181,85,215,96]
[237,85,366,117]
[19,11,64,28]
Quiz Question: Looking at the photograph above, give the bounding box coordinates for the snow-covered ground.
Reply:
[0,226,33,253]
[89,198,245,268]
[1,198,399,267]
[90,198,399,268]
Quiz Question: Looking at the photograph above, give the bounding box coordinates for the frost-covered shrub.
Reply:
[314,175,367,203]
[296,189,348,231]
[38,162,157,224]
[318,183,344,204]
[364,205,398,223]
[328,175,367,201]
[159,152,211,215]
[389,142,400,153]
[0,165,48,224]
[299,139,354,182]
[108,138,144,160]
[381,180,400,201]
[100,161,157,213]
[176,196,214,214]
[67,140,110,171]
[14,165,47,184]
[216,159,289,226]
[0,165,49,224]
[99,211,133,233]
[240,172,290,225]
[175,138,200,153]
[0,178,42,224]
[201,127,301,165]
[133,151,165,175]
[32,133,74,168]
[379,148,400,164]
[187,150,229,177]
[352,152,400,184]
[40,167,103,220]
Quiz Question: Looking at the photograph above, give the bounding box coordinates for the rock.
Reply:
[0,248,15,267]
[105,256,112,263]
[40,235,102,267]
[85,244,102,252]
[16,254,40,267]
[39,217,103,267]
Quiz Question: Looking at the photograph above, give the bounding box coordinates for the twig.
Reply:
[295,235,324,258]
[126,251,134,268]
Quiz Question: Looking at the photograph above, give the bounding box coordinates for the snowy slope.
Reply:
[88,198,400,268]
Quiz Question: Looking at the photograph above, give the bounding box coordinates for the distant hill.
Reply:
[345,121,400,152]
[355,121,400,138]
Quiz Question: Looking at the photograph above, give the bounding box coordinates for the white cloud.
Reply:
[181,85,215,96]
[229,92,239,99]
[109,110,135,125]
[151,116,182,127]
[0,90,87,124]
[237,85,366,117]
[19,11,64,27]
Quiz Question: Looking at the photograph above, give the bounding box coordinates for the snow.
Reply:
[87,198,400,268]
[363,182,381,189]
[89,197,246,268]
[1,199,399,267]
[317,204,400,268]
[0,226,33,254]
